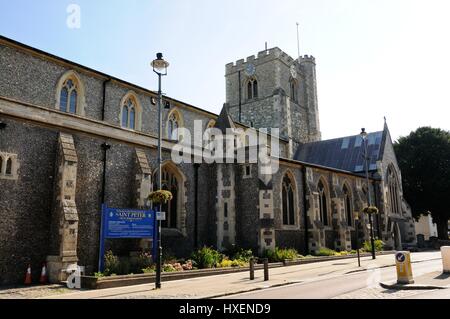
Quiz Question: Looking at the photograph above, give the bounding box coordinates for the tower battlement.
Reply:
[225,47,296,74]
[299,55,316,64]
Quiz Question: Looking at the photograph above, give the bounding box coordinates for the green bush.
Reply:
[191,246,223,269]
[131,251,153,273]
[163,264,177,272]
[264,247,299,262]
[223,245,254,262]
[118,258,131,275]
[314,248,338,257]
[142,266,155,273]
[104,250,120,276]
[363,239,384,252]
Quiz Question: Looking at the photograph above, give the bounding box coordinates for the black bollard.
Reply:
[249,258,255,280]
[264,258,269,281]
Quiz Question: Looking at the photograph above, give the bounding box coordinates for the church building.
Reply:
[0,36,416,284]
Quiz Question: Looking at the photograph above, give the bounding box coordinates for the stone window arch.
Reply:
[0,152,19,180]
[282,172,296,226]
[247,77,258,100]
[318,178,330,226]
[206,119,216,130]
[166,108,184,140]
[5,157,12,175]
[152,162,187,234]
[55,70,86,116]
[289,78,298,103]
[343,182,353,227]
[387,165,401,215]
[120,92,142,131]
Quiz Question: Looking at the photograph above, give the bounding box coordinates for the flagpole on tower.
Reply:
[296,22,300,59]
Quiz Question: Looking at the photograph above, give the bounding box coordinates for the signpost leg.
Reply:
[98,204,106,273]
[153,210,157,264]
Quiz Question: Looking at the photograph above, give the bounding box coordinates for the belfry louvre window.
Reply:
[290,79,297,102]
[247,78,258,100]
[282,175,295,225]
[59,79,78,114]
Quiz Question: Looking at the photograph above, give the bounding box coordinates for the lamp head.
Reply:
[360,128,368,140]
[151,52,169,75]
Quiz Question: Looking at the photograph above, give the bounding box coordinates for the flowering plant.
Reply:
[362,206,379,215]
[148,190,173,204]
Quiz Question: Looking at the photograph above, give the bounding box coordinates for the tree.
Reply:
[394,127,450,239]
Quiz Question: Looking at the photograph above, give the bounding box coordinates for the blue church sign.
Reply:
[99,204,157,271]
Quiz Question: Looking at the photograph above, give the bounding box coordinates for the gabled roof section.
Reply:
[0,35,218,119]
[294,131,384,173]
[215,106,236,133]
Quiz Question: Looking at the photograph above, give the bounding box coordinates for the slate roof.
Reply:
[294,131,384,173]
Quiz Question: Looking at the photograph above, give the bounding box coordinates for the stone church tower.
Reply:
[225,47,321,158]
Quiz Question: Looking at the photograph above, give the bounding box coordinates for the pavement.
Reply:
[380,271,450,290]
[30,251,447,299]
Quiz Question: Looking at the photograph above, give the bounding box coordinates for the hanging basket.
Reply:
[148,190,173,204]
[362,206,379,215]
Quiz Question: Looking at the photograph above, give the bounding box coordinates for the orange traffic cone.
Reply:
[39,263,48,284]
[24,264,32,285]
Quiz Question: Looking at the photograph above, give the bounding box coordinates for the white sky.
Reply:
[1,0,449,141]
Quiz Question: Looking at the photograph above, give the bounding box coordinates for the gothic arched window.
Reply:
[121,97,137,129]
[167,110,183,140]
[290,78,298,102]
[388,166,401,215]
[5,157,12,175]
[59,79,78,114]
[247,78,258,100]
[343,184,353,227]
[282,174,296,225]
[153,166,181,229]
[318,180,329,226]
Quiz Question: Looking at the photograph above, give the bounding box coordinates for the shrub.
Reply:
[362,206,379,215]
[217,259,233,268]
[148,190,173,204]
[142,267,155,274]
[131,251,153,273]
[315,248,338,257]
[163,264,176,272]
[363,239,384,252]
[223,245,254,262]
[118,258,131,275]
[217,258,247,268]
[104,250,120,276]
[182,260,193,271]
[264,247,299,262]
[191,246,223,269]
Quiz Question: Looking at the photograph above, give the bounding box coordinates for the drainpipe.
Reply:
[373,181,382,239]
[101,79,111,121]
[194,163,200,249]
[101,142,111,205]
[301,165,309,255]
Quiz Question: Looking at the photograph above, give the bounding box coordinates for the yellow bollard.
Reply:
[395,251,414,284]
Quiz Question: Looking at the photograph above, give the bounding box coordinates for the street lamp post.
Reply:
[355,212,361,267]
[151,53,169,289]
[360,128,376,260]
